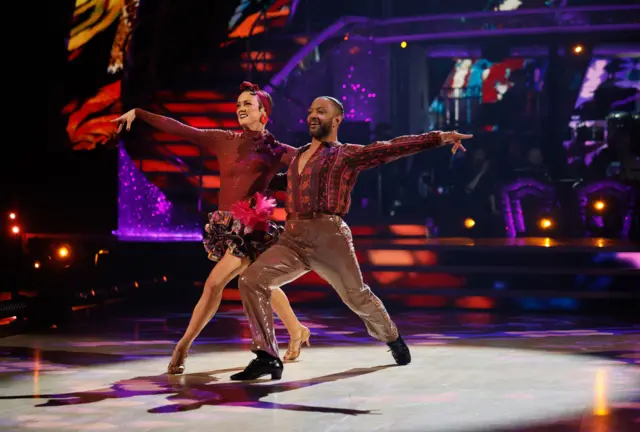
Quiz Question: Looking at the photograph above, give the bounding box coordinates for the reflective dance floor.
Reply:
[1,306,638,431]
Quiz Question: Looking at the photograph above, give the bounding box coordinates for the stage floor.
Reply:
[1,306,638,431]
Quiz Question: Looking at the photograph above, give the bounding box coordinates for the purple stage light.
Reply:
[115,232,203,242]
[615,253,640,269]
[577,180,636,238]
[113,143,202,242]
[288,0,300,24]
[373,24,640,44]
[501,179,555,238]
[575,59,610,109]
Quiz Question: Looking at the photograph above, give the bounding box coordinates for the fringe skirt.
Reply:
[203,194,283,262]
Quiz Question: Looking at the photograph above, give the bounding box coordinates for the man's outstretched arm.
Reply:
[344,131,471,171]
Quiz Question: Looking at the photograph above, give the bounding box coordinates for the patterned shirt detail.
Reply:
[286,132,442,216]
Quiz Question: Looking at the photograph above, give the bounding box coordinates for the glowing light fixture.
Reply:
[593,200,605,212]
[57,246,70,259]
[538,218,553,230]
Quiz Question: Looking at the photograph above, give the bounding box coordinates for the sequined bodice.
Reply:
[136,110,296,210]
[214,129,295,209]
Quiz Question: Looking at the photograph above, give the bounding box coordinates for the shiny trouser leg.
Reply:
[238,216,399,358]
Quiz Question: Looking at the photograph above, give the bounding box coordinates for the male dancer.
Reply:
[231,96,471,380]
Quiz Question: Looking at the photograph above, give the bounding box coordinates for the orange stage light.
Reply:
[389,225,426,236]
[593,200,605,211]
[538,218,553,230]
[57,246,70,258]
[368,250,415,266]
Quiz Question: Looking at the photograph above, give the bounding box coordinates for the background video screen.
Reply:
[63,0,137,150]
[63,0,295,151]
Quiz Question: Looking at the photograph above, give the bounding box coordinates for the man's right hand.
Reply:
[111,109,137,133]
[440,131,473,154]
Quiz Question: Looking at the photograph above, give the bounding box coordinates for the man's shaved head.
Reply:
[318,96,344,116]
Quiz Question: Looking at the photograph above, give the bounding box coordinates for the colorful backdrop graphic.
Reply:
[228,0,294,38]
[443,58,531,104]
[64,0,294,150]
[68,0,122,54]
[65,0,139,150]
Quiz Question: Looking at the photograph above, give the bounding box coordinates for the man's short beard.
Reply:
[309,121,332,140]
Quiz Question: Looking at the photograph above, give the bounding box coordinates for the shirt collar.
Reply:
[296,141,340,155]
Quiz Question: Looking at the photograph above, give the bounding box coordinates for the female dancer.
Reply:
[112,82,310,373]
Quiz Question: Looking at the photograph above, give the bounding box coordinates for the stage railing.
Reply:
[268,5,640,92]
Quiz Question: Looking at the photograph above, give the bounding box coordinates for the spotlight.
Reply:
[57,246,70,258]
[573,44,583,54]
[9,212,16,220]
[34,261,40,269]
[464,218,476,229]
[10,225,20,235]
[538,218,553,230]
[400,41,408,49]
[593,200,606,212]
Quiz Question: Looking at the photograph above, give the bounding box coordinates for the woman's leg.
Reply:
[168,249,250,374]
[271,287,310,361]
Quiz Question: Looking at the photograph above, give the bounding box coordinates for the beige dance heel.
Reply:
[167,347,188,374]
[283,326,311,362]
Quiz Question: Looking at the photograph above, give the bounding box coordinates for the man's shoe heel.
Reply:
[231,353,284,381]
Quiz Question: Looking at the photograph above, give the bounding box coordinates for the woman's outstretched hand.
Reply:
[111,109,137,133]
